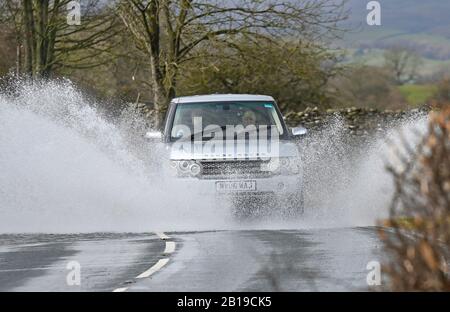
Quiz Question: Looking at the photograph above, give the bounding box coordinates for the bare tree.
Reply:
[0,1,22,75]
[178,39,340,111]
[2,0,120,78]
[116,0,348,128]
[384,46,423,85]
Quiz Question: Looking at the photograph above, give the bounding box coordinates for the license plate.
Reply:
[216,180,257,193]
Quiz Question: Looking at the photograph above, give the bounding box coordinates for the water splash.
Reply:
[299,114,428,229]
[0,79,225,233]
[0,79,428,233]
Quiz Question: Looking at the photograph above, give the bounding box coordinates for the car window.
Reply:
[171,101,284,140]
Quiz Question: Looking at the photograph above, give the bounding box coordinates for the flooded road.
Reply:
[0,228,385,292]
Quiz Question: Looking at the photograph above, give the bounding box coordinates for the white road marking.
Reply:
[164,241,176,254]
[0,268,48,272]
[156,232,170,240]
[113,232,176,292]
[136,258,170,279]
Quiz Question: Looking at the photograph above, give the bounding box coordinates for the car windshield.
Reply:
[170,101,285,140]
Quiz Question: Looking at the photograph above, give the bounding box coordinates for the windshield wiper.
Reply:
[190,125,227,141]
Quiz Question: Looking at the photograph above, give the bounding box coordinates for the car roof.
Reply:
[171,94,275,104]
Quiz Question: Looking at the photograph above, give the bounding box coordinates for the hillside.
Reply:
[341,0,450,61]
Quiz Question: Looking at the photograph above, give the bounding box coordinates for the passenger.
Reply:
[242,110,257,127]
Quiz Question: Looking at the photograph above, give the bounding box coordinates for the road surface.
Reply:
[0,228,386,292]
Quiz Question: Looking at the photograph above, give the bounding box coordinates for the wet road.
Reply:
[0,228,385,292]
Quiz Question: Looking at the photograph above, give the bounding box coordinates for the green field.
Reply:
[398,84,438,106]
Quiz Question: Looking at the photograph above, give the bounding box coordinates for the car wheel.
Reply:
[284,190,304,218]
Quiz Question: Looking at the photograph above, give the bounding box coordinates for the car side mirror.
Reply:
[144,131,162,140]
[291,126,307,136]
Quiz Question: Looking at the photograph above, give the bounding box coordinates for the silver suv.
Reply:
[148,94,307,216]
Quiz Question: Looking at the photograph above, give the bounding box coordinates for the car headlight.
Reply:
[170,160,202,177]
[263,157,301,175]
[189,163,202,176]
[179,160,190,172]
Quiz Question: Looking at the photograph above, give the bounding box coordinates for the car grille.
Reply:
[199,160,272,179]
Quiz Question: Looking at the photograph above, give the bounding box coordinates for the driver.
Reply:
[189,108,203,129]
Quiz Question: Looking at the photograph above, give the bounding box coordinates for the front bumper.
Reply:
[168,174,302,196]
